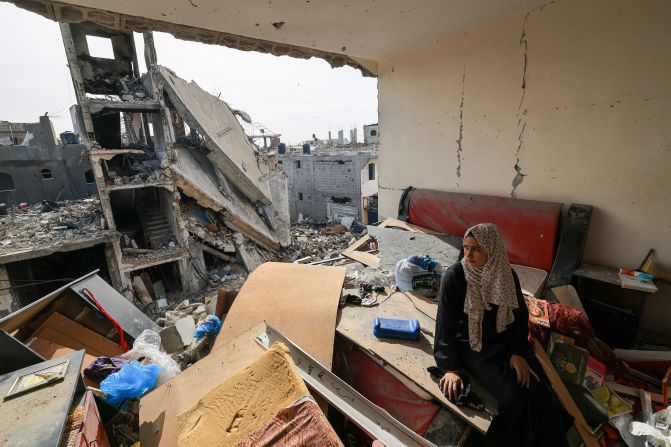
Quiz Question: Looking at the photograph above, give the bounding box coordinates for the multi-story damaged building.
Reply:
[0,23,289,316]
[278,129,378,224]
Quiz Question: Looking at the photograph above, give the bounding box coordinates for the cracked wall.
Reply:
[377,0,671,273]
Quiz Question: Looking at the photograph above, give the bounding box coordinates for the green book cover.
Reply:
[547,333,589,385]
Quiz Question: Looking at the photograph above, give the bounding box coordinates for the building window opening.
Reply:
[41,169,53,179]
[86,35,115,59]
[295,160,301,169]
[331,196,351,204]
[368,163,376,180]
[0,172,15,191]
[298,192,303,201]
[370,129,377,136]
[84,169,95,184]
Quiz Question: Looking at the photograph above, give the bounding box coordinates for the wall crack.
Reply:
[455,65,466,187]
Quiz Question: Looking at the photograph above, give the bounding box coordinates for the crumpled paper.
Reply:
[631,406,671,447]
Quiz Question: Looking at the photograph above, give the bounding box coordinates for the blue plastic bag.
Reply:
[100,361,161,406]
[194,315,222,340]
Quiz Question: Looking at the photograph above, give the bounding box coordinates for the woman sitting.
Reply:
[433,223,568,446]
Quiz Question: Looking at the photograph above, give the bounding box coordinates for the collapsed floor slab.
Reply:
[168,144,280,251]
[157,66,272,205]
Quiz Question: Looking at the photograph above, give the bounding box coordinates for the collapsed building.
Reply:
[0,22,290,316]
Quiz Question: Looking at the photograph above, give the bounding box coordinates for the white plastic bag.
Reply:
[121,329,181,385]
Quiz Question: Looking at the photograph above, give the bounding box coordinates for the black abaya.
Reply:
[434,262,569,447]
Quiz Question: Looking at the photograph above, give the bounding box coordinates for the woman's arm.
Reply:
[509,270,531,357]
[433,266,464,372]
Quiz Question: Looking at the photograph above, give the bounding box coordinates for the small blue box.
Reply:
[373,317,421,341]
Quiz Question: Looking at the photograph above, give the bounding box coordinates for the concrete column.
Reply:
[0,264,17,317]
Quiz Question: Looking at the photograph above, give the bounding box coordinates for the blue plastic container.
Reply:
[373,317,421,341]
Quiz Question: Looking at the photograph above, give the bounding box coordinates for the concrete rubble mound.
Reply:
[0,198,115,259]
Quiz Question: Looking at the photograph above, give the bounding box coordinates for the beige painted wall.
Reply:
[377,0,671,272]
[360,158,378,198]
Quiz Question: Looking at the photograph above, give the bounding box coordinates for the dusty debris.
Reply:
[121,245,185,265]
[0,198,115,258]
[286,223,354,263]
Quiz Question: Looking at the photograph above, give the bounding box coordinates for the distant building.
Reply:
[363,123,379,145]
[0,116,97,205]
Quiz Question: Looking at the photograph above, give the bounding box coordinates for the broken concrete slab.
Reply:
[168,144,279,251]
[233,233,266,274]
[266,167,291,248]
[157,66,272,204]
[160,317,196,353]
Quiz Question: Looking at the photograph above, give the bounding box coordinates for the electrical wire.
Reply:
[379,289,437,322]
[0,278,77,292]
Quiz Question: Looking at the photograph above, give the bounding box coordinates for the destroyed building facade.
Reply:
[278,128,379,224]
[61,22,290,299]
[279,149,375,223]
[0,116,96,205]
[0,22,290,316]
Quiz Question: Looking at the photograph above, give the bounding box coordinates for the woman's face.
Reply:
[463,236,488,268]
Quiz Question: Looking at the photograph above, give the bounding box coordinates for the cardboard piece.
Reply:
[28,337,98,387]
[139,323,266,447]
[30,312,123,357]
[214,262,345,369]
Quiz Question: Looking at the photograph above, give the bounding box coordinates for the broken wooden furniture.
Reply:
[572,264,655,348]
[0,271,158,361]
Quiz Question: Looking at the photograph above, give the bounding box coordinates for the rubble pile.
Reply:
[154,299,219,369]
[287,223,356,263]
[0,198,115,256]
[121,245,185,264]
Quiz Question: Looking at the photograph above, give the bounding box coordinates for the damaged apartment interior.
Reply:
[1,1,670,447]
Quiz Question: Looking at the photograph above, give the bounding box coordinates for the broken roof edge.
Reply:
[6,0,376,78]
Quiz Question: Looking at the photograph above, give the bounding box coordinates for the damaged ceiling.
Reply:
[5,0,548,75]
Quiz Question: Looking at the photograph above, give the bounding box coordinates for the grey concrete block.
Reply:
[160,316,196,353]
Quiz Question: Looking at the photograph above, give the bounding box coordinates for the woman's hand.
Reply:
[509,354,539,388]
[439,372,463,401]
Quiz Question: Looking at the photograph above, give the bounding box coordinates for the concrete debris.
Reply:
[160,316,196,353]
[287,223,354,264]
[0,198,115,260]
[233,232,268,273]
[121,245,185,265]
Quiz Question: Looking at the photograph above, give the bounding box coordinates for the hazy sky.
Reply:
[0,3,378,145]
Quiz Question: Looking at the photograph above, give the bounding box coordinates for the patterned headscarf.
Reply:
[461,223,518,352]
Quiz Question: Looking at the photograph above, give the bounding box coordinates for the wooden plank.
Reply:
[336,291,493,434]
[29,313,123,358]
[139,323,267,447]
[214,262,345,369]
[533,340,600,447]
